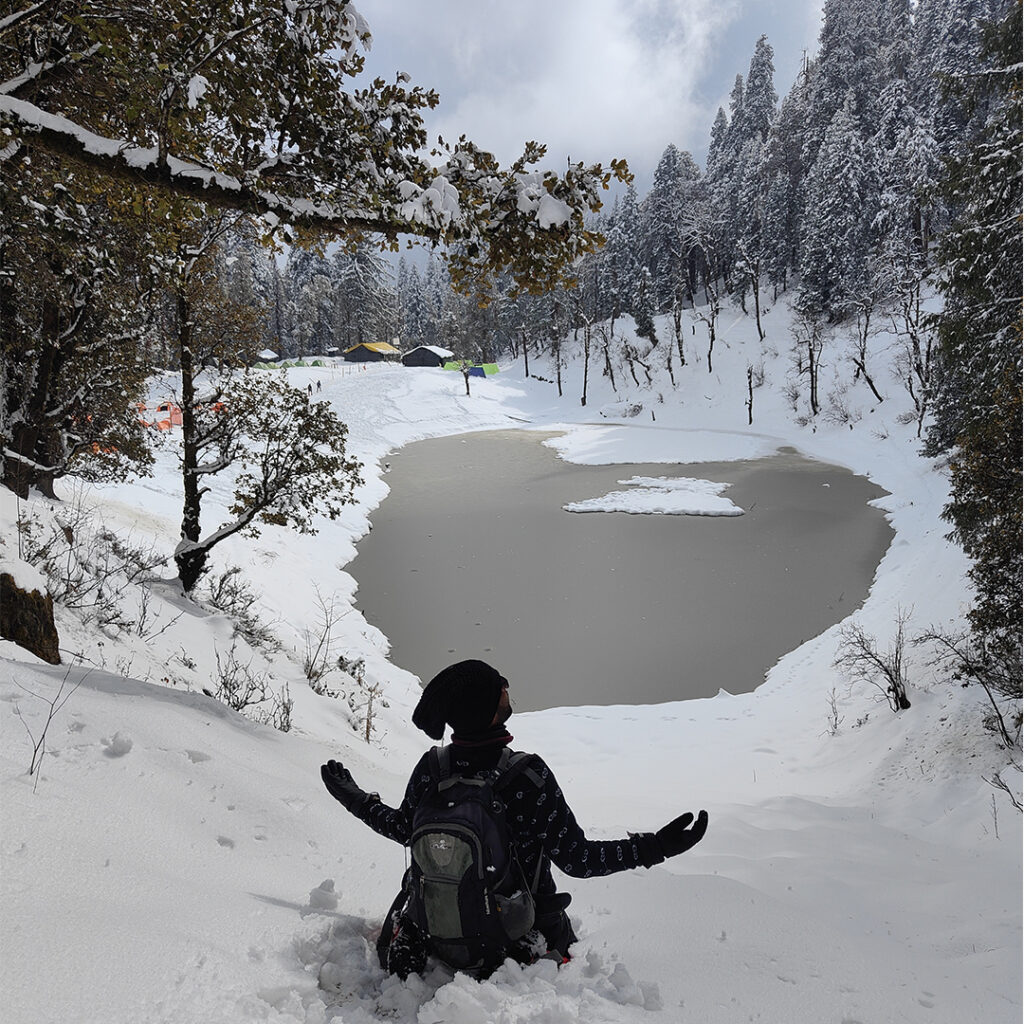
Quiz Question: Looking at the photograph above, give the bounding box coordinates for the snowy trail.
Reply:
[2,301,1020,1024]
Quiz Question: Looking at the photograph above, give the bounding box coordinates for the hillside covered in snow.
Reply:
[2,296,1021,1024]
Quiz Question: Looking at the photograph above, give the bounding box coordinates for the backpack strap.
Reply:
[426,744,451,783]
[495,751,547,895]
[494,750,544,793]
[429,745,543,793]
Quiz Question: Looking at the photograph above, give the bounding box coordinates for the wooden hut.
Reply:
[401,345,454,367]
[342,341,401,363]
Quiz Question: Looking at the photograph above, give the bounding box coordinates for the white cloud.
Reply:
[356,0,822,188]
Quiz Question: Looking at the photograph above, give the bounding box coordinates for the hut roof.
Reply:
[404,345,454,358]
[344,341,401,355]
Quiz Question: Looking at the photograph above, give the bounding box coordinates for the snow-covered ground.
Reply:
[1,297,1020,1024]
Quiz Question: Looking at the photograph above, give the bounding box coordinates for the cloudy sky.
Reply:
[355,0,825,195]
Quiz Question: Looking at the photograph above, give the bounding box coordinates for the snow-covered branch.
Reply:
[0,94,420,237]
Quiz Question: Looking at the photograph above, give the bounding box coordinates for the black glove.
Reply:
[655,809,709,859]
[321,759,374,814]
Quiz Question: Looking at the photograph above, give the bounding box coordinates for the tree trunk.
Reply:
[807,335,819,416]
[175,285,207,592]
[602,331,616,391]
[706,311,716,374]
[4,298,64,498]
[581,323,590,406]
[852,356,885,403]
[752,275,764,341]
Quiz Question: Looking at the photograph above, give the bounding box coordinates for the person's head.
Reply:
[412,659,511,740]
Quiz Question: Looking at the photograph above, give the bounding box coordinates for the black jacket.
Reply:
[354,742,662,910]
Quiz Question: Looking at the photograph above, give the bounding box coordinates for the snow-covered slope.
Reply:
[2,298,1020,1024]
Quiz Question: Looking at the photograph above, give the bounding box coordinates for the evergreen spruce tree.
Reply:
[741,36,778,145]
[642,145,702,312]
[735,137,769,337]
[805,0,884,167]
[631,267,659,345]
[761,81,812,295]
[707,108,730,172]
[799,93,871,319]
[924,0,1022,691]
[871,78,940,264]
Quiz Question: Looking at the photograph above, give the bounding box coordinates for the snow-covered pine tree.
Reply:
[924,0,1022,686]
[714,75,748,277]
[288,250,335,356]
[871,78,940,273]
[396,259,429,348]
[914,0,1006,162]
[331,244,397,349]
[740,36,778,146]
[631,267,659,347]
[803,0,884,169]
[798,93,872,321]
[761,80,812,297]
[735,137,769,338]
[642,145,702,313]
[878,0,914,85]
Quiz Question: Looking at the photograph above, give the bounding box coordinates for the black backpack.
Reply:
[406,745,541,970]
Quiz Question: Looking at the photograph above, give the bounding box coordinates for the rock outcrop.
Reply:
[0,573,61,664]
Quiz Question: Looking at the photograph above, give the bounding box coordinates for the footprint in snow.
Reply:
[101,732,133,757]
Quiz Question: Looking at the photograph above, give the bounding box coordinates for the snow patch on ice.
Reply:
[565,475,743,516]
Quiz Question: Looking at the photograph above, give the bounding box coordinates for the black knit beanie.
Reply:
[412,659,508,740]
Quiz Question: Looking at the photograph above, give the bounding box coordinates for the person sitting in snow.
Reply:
[320,659,709,977]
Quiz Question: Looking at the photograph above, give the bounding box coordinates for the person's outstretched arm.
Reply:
[320,753,433,845]
[510,756,708,877]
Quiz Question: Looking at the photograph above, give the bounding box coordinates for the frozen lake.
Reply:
[349,429,893,712]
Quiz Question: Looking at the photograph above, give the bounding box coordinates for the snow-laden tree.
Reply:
[599,185,644,335]
[912,0,1006,161]
[294,272,336,356]
[1,0,628,495]
[396,259,430,348]
[761,80,811,296]
[804,0,884,166]
[631,267,659,347]
[799,94,872,320]
[878,0,914,84]
[740,35,778,146]
[924,0,1022,689]
[871,80,941,260]
[707,107,730,173]
[1,1,624,286]
[711,74,748,275]
[331,244,398,349]
[0,153,155,497]
[642,145,702,312]
[734,137,769,338]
